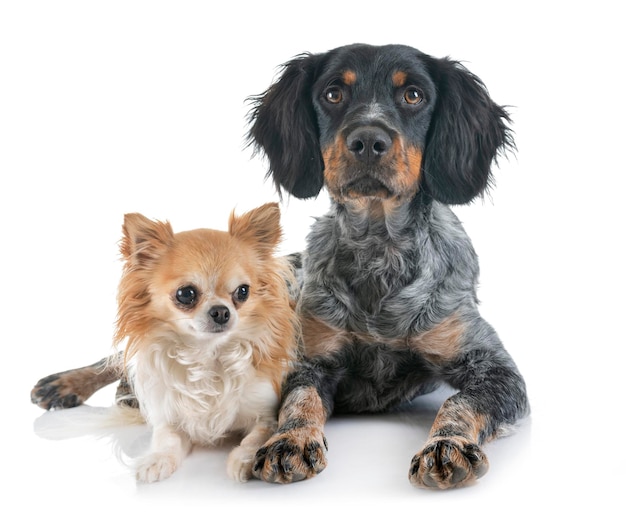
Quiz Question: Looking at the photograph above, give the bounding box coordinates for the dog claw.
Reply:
[409,438,488,490]
[253,430,327,484]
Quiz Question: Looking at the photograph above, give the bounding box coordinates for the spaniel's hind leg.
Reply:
[30,352,132,410]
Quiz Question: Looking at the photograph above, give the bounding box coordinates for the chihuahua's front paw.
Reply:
[252,426,327,484]
[409,437,489,489]
[227,445,255,482]
[136,453,181,483]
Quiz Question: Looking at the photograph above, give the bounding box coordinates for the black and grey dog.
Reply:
[31,44,529,490]
[247,43,529,489]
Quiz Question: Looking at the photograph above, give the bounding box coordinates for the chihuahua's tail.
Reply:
[33,404,145,441]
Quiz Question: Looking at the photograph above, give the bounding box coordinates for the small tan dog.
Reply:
[31,203,298,483]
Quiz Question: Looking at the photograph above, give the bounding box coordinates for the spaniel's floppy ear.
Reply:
[246,53,324,199]
[421,56,515,205]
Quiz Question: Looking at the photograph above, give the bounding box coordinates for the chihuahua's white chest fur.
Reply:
[131,337,278,443]
[129,336,278,483]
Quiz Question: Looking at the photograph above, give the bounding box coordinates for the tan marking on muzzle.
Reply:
[391,139,423,197]
[322,138,350,201]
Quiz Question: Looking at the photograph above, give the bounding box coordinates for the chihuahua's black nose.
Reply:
[208,305,230,325]
[346,125,392,163]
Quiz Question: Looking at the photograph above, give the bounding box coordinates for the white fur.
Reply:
[129,332,278,483]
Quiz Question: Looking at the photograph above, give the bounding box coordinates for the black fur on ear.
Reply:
[421,56,515,205]
[246,53,325,199]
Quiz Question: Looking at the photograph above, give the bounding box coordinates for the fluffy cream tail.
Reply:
[33,405,145,440]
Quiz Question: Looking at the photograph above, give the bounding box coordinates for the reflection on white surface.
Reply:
[22,385,537,521]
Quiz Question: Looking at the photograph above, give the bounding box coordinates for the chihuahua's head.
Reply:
[115,203,292,362]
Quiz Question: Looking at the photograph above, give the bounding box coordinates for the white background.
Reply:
[1,1,623,524]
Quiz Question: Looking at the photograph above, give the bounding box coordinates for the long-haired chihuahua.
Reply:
[31,203,298,483]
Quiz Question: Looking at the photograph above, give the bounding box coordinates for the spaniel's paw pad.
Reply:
[252,427,327,484]
[30,374,84,410]
[409,438,489,489]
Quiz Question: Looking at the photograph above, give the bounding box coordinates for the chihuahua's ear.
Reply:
[229,202,282,255]
[121,213,175,267]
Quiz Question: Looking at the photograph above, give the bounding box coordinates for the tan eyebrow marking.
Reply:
[392,71,407,87]
[342,70,357,85]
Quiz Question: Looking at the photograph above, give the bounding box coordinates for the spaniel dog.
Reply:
[247,43,529,489]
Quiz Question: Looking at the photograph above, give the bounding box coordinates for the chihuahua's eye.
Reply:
[324,86,343,104]
[175,285,198,306]
[403,86,424,105]
[233,284,249,304]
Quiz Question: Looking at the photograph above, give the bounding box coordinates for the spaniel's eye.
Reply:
[325,86,343,104]
[403,86,423,105]
[175,285,198,306]
[233,284,250,304]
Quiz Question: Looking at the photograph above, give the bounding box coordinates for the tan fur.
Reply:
[301,315,352,357]
[392,70,407,87]
[254,386,328,483]
[321,139,350,200]
[113,202,298,482]
[429,398,488,442]
[411,399,490,489]
[115,204,297,389]
[228,204,298,392]
[392,141,423,197]
[322,137,422,204]
[31,360,122,407]
[303,313,466,362]
[342,70,357,85]
[279,386,326,426]
[409,313,466,364]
